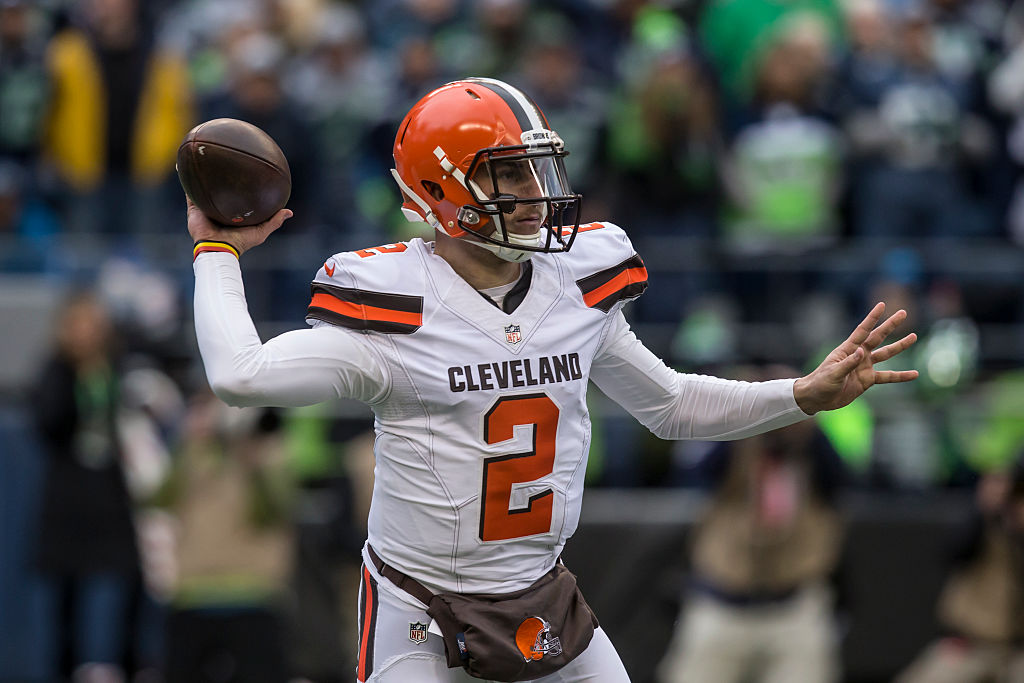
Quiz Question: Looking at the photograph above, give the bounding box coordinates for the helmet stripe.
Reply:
[466,78,547,133]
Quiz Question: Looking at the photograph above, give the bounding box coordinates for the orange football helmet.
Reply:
[392,78,582,262]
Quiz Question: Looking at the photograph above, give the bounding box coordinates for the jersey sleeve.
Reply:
[305,242,424,334]
[591,310,809,440]
[193,252,389,408]
[565,222,648,313]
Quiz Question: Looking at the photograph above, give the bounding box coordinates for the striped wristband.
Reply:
[193,240,240,261]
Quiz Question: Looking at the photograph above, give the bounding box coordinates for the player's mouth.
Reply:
[510,215,544,233]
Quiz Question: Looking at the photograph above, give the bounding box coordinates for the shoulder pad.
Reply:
[306,240,424,334]
[562,222,648,312]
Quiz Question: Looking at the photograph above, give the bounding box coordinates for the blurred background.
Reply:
[1,0,1023,681]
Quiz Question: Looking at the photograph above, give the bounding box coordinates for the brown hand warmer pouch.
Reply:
[367,546,599,681]
[425,564,599,681]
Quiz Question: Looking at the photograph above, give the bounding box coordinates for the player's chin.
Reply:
[508,219,543,235]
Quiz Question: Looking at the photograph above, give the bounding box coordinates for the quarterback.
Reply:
[187,78,917,682]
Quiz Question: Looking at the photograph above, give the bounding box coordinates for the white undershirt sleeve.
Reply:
[193,252,389,408]
[590,311,810,440]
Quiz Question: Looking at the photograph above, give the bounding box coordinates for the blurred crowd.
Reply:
[3,0,1024,680]
[1,0,1022,486]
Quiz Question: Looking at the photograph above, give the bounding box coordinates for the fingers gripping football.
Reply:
[187,197,292,256]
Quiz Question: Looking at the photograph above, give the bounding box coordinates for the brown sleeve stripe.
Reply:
[307,283,423,334]
[193,241,239,260]
[576,254,648,312]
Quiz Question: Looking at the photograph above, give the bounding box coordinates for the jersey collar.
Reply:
[419,244,562,354]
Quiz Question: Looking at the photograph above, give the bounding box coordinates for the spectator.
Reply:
[29,291,143,683]
[863,260,981,489]
[988,0,1024,245]
[826,0,900,236]
[156,389,295,683]
[199,30,320,320]
[0,158,61,272]
[284,403,374,683]
[604,6,722,240]
[285,3,395,249]
[927,0,1004,89]
[361,34,453,242]
[721,14,843,253]
[602,7,724,327]
[0,0,51,165]
[158,0,265,99]
[966,369,1024,476]
[829,0,900,117]
[366,0,465,54]
[421,0,529,80]
[0,0,59,271]
[698,0,845,105]
[719,16,845,328]
[514,11,607,202]
[42,0,194,235]
[390,34,451,122]
[895,461,1024,683]
[845,1,996,240]
[201,30,318,233]
[657,366,847,683]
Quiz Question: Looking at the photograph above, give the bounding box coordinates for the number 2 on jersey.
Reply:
[479,394,558,542]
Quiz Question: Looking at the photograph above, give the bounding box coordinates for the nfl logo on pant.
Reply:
[409,621,428,644]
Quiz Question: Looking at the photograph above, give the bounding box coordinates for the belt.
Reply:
[689,576,799,607]
[367,544,435,605]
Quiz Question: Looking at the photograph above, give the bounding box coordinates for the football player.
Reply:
[187,78,918,682]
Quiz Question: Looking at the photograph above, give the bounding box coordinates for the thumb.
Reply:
[235,208,293,253]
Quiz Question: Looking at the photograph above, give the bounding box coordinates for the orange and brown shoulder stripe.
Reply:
[307,282,423,334]
[576,253,648,312]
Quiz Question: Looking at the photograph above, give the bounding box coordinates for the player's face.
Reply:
[472,158,548,235]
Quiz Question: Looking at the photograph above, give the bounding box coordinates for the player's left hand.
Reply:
[793,302,918,414]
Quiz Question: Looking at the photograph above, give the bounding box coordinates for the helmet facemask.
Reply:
[455,138,582,262]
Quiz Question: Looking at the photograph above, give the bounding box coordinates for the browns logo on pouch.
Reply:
[515,617,562,662]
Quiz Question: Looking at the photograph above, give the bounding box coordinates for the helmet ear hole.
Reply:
[422,180,444,201]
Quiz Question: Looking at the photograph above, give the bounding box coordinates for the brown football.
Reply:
[176,118,291,227]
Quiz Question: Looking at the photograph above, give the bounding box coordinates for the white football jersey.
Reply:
[193,220,807,600]
[306,222,649,595]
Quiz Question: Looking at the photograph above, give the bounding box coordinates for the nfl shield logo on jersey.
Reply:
[505,324,523,346]
[409,621,428,644]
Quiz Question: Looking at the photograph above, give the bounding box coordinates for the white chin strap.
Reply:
[469,229,542,262]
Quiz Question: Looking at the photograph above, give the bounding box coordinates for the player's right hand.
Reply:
[187,196,293,256]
